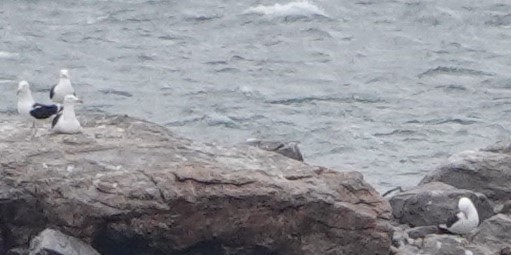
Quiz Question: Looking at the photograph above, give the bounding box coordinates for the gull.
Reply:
[439,197,479,235]
[17,80,61,137]
[50,69,75,104]
[51,94,83,134]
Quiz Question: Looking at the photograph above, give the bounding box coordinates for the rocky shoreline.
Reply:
[0,113,510,255]
[389,142,511,255]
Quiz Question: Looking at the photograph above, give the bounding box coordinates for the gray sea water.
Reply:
[1,0,511,192]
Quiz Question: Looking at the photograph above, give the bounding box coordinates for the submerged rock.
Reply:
[29,228,100,255]
[245,138,304,161]
[389,182,493,227]
[421,145,511,202]
[0,114,392,255]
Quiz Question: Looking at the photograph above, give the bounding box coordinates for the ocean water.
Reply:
[1,0,511,192]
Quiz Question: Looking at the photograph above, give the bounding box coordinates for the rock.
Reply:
[29,228,100,255]
[246,138,304,161]
[471,214,511,254]
[6,247,29,255]
[393,234,492,255]
[389,182,493,227]
[500,200,511,214]
[420,146,511,202]
[501,247,511,255]
[391,224,410,248]
[0,114,392,255]
[405,225,439,239]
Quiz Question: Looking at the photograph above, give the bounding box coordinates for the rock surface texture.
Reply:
[0,114,392,255]
[421,144,511,202]
[389,182,493,227]
[471,214,511,254]
[29,228,100,255]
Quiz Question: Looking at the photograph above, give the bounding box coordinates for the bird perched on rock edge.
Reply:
[17,80,62,137]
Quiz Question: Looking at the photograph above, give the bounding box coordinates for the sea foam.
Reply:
[243,1,328,18]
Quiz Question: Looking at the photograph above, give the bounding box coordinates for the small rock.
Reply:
[500,201,511,214]
[29,228,100,255]
[6,247,29,255]
[246,139,304,161]
[406,225,439,239]
[501,247,511,255]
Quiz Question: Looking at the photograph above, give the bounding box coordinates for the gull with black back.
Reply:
[17,80,62,137]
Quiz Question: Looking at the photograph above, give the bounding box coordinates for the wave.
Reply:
[243,1,328,18]
[267,94,385,105]
[418,66,494,78]
[0,51,19,59]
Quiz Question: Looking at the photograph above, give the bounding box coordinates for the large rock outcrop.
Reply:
[0,114,392,255]
[420,143,511,202]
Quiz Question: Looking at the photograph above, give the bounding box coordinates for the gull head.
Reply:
[60,69,70,78]
[63,94,83,104]
[17,80,30,95]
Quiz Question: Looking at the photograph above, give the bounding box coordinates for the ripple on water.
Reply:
[418,66,495,78]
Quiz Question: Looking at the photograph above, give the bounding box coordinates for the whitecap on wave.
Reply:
[243,1,328,18]
[0,51,19,59]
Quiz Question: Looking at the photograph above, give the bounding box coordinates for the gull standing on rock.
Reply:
[439,197,479,235]
[50,69,75,104]
[52,94,83,134]
[17,80,61,137]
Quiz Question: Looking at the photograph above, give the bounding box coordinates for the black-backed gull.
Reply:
[17,80,61,137]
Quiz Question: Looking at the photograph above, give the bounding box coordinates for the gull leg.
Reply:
[30,121,38,139]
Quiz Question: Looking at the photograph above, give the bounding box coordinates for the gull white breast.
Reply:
[52,94,83,134]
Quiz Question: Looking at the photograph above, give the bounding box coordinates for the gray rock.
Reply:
[6,248,29,255]
[500,200,511,214]
[405,225,439,239]
[420,146,511,202]
[393,234,492,255]
[246,138,304,161]
[0,114,392,255]
[471,214,511,254]
[501,247,511,255]
[389,182,493,227]
[29,229,100,255]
